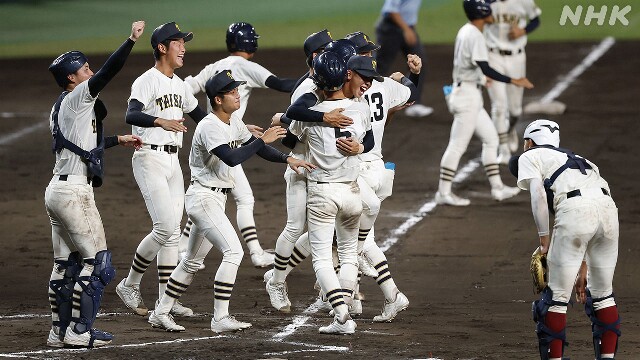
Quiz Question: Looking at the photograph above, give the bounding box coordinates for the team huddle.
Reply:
[43,0,621,359]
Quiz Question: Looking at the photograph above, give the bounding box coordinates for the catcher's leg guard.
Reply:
[532,287,569,360]
[585,290,621,359]
[72,250,116,346]
[49,252,83,338]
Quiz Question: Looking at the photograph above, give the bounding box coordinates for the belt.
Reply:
[455,82,481,89]
[566,188,609,199]
[147,144,178,154]
[489,47,523,56]
[313,180,356,185]
[190,181,231,194]
[58,174,92,185]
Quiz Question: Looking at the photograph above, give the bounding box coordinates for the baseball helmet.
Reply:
[49,51,88,88]
[463,0,493,21]
[324,39,357,66]
[226,22,259,53]
[312,51,347,91]
[523,119,560,148]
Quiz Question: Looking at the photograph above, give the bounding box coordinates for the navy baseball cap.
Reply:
[151,22,193,49]
[304,29,333,58]
[205,70,247,98]
[345,31,380,53]
[347,55,383,82]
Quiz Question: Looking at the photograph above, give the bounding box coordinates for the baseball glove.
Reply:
[530,247,548,294]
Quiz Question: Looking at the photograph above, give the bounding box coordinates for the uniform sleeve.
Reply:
[289,120,305,138]
[470,31,489,64]
[381,0,402,13]
[202,121,230,153]
[185,64,213,95]
[524,0,542,19]
[182,83,199,113]
[517,152,543,190]
[129,75,154,109]
[65,81,95,114]
[384,78,412,108]
[237,117,253,144]
[236,60,273,89]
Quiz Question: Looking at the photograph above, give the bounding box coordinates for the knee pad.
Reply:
[585,289,621,359]
[73,250,115,334]
[532,287,568,360]
[49,252,83,331]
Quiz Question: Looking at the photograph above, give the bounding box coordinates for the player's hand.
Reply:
[156,118,187,132]
[118,134,143,150]
[407,54,422,74]
[574,261,588,304]
[512,77,534,89]
[390,72,404,83]
[508,26,526,40]
[247,124,264,137]
[287,157,317,175]
[270,113,284,127]
[130,21,145,42]
[538,234,550,255]
[323,108,353,128]
[260,126,287,144]
[403,28,418,47]
[336,137,362,156]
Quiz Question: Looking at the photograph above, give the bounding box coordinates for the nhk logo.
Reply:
[559,5,631,26]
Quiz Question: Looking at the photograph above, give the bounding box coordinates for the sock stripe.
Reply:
[374,260,388,270]
[214,280,234,288]
[377,274,392,285]
[134,253,152,265]
[325,288,342,297]
[168,278,189,289]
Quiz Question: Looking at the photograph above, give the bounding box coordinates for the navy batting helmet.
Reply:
[463,0,493,21]
[324,39,357,66]
[312,51,347,91]
[226,22,259,53]
[49,51,88,88]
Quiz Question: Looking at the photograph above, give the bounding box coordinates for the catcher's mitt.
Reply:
[530,247,548,294]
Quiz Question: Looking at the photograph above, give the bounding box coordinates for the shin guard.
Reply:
[532,287,568,359]
[585,290,621,359]
[49,252,83,337]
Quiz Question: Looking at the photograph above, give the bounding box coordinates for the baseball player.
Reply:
[288,53,378,334]
[116,22,207,318]
[516,120,620,360]
[484,0,541,163]
[182,22,298,268]
[436,0,533,206]
[148,71,314,333]
[45,21,145,348]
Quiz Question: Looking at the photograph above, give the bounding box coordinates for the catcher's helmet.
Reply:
[49,51,88,88]
[226,22,259,53]
[523,119,560,148]
[463,0,493,21]
[312,51,347,91]
[324,39,357,66]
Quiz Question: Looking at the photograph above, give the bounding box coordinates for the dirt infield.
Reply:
[0,40,638,359]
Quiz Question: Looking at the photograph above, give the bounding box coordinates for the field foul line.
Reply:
[0,122,47,147]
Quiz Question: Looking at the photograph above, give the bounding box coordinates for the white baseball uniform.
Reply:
[155,112,253,321]
[185,55,274,254]
[439,23,506,195]
[125,67,198,298]
[485,0,541,151]
[517,148,618,304]
[290,98,370,312]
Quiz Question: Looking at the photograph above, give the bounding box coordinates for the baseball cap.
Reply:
[151,22,193,49]
[523,119,560,147]
[347,55,383,82]
[205,70,247,98]
[345,31,380,53]
[304,29,333,58]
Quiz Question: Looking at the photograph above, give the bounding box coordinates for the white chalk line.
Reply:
[0,37,615,358]
[0,122,47,147]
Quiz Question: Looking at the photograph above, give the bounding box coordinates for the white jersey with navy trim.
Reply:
[485,0,541,52]
[128,67,198,148]
[50,80,97,177]
[185,55,273,119]
[288,77,322,162]
[360,77,411,162]
[290,98,371,182]
[189,113,253,189]
[452,23,489,84]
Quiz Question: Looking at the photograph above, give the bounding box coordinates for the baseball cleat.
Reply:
[435,191,471,206]
[250,250,275,268]
[148,310,185,332]
[46,328,64,348]
[373,291,409,323]
[63,328,113,348]
[358,254,378,278]
[330,299,362,317]
[210,315,252,333]
[116,278,148,316]
[266,279,291,313]
[404,104,434,117]
[319,314,356,335]
[263,268,274,283]
[155,299,194,317]
[491,185,521,201]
